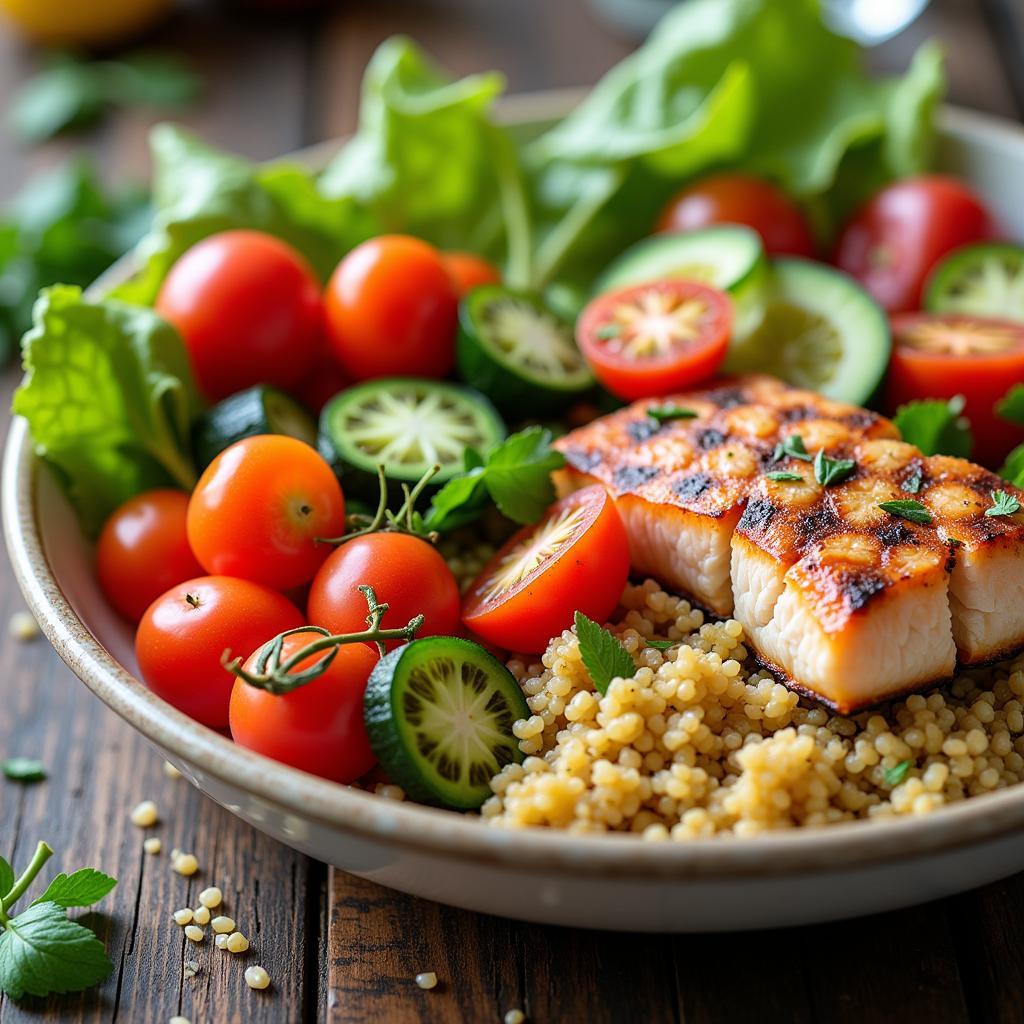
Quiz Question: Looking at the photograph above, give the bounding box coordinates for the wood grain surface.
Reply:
[0,1,1022,1021]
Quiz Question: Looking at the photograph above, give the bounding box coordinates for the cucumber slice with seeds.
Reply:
[318,378,505,499]
[925,243,1024,321]
[457,287,594,416]
[363,636,528,810]
[193,385,317,469]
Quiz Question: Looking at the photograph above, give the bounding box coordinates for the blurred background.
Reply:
[0,0,1021,370]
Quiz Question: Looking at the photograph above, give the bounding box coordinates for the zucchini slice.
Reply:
[318,378,505,498]
[192,385,317,469]
[457,287,593,415]
[925,243,1024,321]
[363,636,528,810]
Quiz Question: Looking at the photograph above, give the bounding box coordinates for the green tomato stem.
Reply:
[1,841,54,917]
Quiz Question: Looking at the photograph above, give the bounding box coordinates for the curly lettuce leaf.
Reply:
[526,0,945,286]
[113,125,373,305]
[13,285,202,535]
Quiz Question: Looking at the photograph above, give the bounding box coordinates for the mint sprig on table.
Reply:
[574,612,635,696]
[0,841,116,1000]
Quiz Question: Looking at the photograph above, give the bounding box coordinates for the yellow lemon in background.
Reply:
[0,0,172,46]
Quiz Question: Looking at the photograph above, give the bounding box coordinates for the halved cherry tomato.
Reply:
[887,313,1024,468]
[135,576,304,728]
[655,173,816,257]
[324,235,459,381]
[577,279,732,401]
[96,489,204,622]
[156,230,323,402]
[441,250,502,295]
[835,176,998,314]
[229,630,378,783]
[462,485,629,653]
[307,532,461,648]
[187,435,346,590]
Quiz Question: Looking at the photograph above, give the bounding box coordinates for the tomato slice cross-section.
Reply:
[578,279,732,400]
[462,485,630,653]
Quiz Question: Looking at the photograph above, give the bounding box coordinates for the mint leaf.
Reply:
[894,396,972,458]
[422,468,489,533]
[997,384,1024,427]
[985,490,1022,518]
[482,427,566,524]
[1,758,46,783]
[647,405,696,424]
[765,471,804,482]
[884,759,913,787]
[0,857,12,899]
[878,499,933,525]
[813,449,856,488]
[0,901,112,1000]
[772,434,812,463]
[574,612,634,696]
[31,870,117,910]
[645,639,677,651]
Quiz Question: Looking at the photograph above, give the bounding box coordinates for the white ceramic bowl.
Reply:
[6,96,1024,932]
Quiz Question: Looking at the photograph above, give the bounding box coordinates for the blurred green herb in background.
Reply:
[9,51,201,144]
[0,162,150,365]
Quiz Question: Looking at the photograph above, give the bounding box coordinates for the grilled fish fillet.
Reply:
[555,376,1024,712]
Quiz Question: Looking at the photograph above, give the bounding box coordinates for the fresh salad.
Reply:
[14,0,1024,817]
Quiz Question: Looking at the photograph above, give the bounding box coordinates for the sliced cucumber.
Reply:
[725,258,890,406]
[595,225,765,295]
[363,636,528,810]
[457,287,594,416]
[192,385,317,469]
[318,378,505,499]
[925,243,1024,321]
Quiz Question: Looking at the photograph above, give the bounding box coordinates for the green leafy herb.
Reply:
[13,286,203,536]
[813,449,856,488]
[0,841,116,1000]
[903,471,923,494]
[574,612,635,696]
[884,759,913,787]
[985,490,1022,518]
[647,405,697,423]
[878,499,933,525]
[996,384,1024,427]
[645,639,678,651]
[9,51,199,143]
[765,471,804,482]
[1000,444,1024,488]
[893,396,972,458]
[424,427,566,533]
[1,759,46,783]
[772,434,812,463]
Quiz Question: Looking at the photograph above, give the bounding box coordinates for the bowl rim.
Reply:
[7,95,1024,882]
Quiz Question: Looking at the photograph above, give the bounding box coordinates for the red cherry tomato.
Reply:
[307,533,461,648]
[135,576,304,728]
[156,230,323,402]
[229,630,378,783]
[656,173,816,257]
[887,313,1024,468]
[187,435,346,590]
[462,485,629,653]
[835,176,998,314]
[441,250,502,295]
[324,235,458,381]
[577,279,732,401]
[96,489,204,622]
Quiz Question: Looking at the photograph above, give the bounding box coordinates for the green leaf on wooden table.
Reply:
[1,758,47,783]
[893,396,972,458]
[0,902,112,1000]
[0,858,13,899]
[30,870,117,910]
[575,612,635,696]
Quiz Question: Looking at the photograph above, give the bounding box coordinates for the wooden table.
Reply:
[1,1,1023,1020]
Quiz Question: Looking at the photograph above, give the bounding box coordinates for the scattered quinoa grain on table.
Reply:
[211,915,235,934]
[184,925,204,943]
[198,885,222,908]
[226,931,250,953]
[415,972,438,990]
[245,965,271,990]
[504,1009,526,1024]
[8,610,39,642]
[192,905,211,926]
[484,581,1024,837]
[173,908,193,926]
[143,837,162,855]
[172,852,199,875]
[129,800,158,827]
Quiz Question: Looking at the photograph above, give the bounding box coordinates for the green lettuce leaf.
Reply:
[13,285,202,536]
[113,125,372,305]
[525,0,945,287]
[319,37,532,285]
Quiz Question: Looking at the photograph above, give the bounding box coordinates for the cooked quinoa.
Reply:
[482,580,1024,838]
